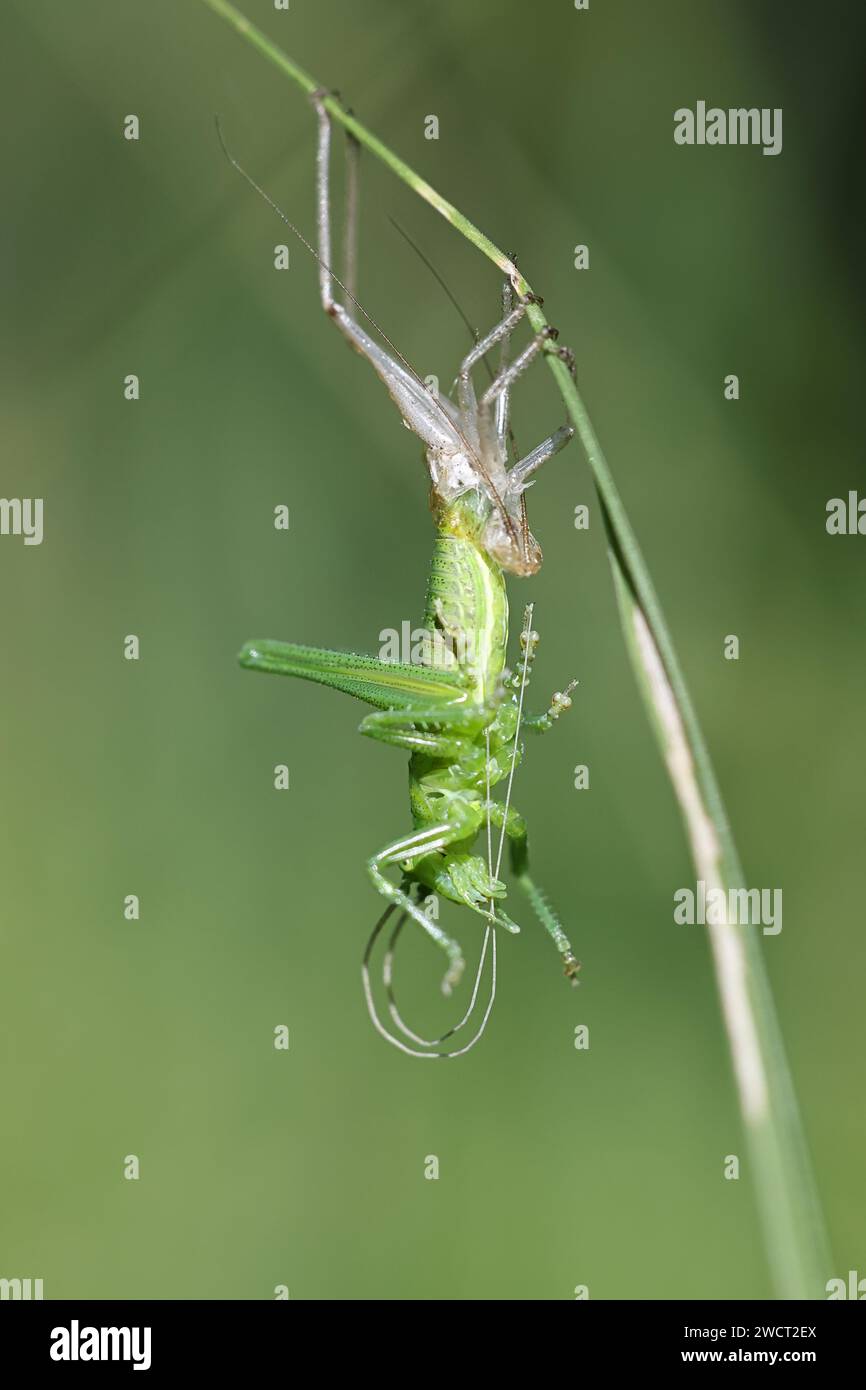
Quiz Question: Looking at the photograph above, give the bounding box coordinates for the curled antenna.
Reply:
[215,117,522,556]
[383,910,495,1046]
[362,904,497,1059]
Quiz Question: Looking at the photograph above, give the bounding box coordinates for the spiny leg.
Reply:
[368,818,480,994]
[239,638,466,709]
[505,822,581,986]
[362,704,521,938]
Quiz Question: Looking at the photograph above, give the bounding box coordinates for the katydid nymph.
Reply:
[229,97,581,1056]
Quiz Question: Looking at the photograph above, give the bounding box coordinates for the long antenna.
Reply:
[383,911,495,1048]
[388,215,480,347]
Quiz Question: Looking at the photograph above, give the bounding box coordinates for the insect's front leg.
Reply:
[507,424,575,491]
[486,804,581,986]
[521,682,578,734]
[503,620,578,733]
[455,299,527,448]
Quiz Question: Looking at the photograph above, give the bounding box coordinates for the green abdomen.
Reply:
[422,533,508,701]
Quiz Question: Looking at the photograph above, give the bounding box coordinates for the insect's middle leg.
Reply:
[358,701,489,758]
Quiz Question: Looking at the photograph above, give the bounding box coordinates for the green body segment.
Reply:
[421,529,509,702]
[239,496,579,991]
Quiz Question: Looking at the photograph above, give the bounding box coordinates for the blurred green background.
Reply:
[2,0,864,1300]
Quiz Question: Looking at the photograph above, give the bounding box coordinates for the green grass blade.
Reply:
[607,544,831,1299]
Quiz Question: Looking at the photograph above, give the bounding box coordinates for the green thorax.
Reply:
[422,493,508,702]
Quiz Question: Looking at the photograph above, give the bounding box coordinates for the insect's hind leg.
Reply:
[382,904,495,1048]
[368,819,476,994]
[362,903,498,1060]
[342,125,360,310]
[311,93,469,456]
[312,90,341,317]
